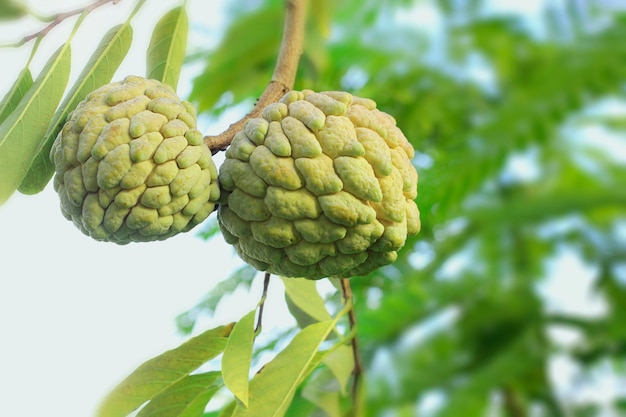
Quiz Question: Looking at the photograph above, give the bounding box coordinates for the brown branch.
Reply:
[14,0,123,46]
[340,278,364,414]
[255,272,272,335]
[205,0,308,154]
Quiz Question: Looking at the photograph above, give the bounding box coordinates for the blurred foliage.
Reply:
[188,0,626,416]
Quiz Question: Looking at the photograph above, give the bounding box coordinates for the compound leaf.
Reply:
[147,5,188,90]
[18,22,133,195]
[0,43,70,205]
[98,324,234,417]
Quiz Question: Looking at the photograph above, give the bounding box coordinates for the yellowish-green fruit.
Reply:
[51,75,219,244]
[218,90,420,279]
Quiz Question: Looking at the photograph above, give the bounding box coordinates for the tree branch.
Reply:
[340,278,364,414]
[204,0,308,154]
[9,0,123,47]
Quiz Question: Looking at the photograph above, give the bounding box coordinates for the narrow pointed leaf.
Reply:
[18,23,133,195]
[98,324,234,417]
[0,44,71,205]
[231,320,336,417]
[147,6,188,90]
[281,277,332,328]
[222,310,255,408]
[137,372,222,417]
[0,68,33,123]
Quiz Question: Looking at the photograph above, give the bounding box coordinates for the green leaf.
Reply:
[222,310,255,408]
[97,323,234,417]
[231,320,337,417]
[18,22,133,195]
[0,68,32,123]
[137,372,222,417]
[280,277,332,329]
[322,345,354,396]
[147,5,188,90]
[0,43,71,205]
[189,6,282,114]
[0,0,27,20]
[300,369,341,417]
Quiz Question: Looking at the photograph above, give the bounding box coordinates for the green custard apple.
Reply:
[51,75,220,244]
[218,90,420,279]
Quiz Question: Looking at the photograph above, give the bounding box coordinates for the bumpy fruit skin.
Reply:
[218,90,420,279]
[51,75,220,244]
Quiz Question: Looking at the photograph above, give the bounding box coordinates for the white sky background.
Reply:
[0,1,274,416]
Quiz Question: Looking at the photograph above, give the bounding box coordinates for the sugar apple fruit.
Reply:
[51,75,220,244]
[218,90,420,279]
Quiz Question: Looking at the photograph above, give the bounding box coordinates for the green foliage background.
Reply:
[185,0,626,416]
[0,0,625,416]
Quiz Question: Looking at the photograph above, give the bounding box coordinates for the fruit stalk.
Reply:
[204,0,308,154]
[341,277,364,415]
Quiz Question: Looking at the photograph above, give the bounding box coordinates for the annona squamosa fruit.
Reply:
[218,90,420,279]
[51,75,220,244]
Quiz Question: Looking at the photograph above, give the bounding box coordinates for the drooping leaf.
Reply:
[137,372,222,417]
[0,43,71,205]
[0,68,32,123]
[98,324,234,417]
[322,345,354,396]
[222,310,255,408]
[18,22,133,195]
[280,277,332,329]
[231,320,337,417]
[146,5,188,90]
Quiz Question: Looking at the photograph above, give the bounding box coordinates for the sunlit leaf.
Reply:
[98,324,234,417]
[137,372,222,417]
[222,310,255,408]
[231,320,337,417]
[280,277,331,329]
[146,5,188,90]
[0,68,32,123]
[18,23,133,195]
[0,43,70,205]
